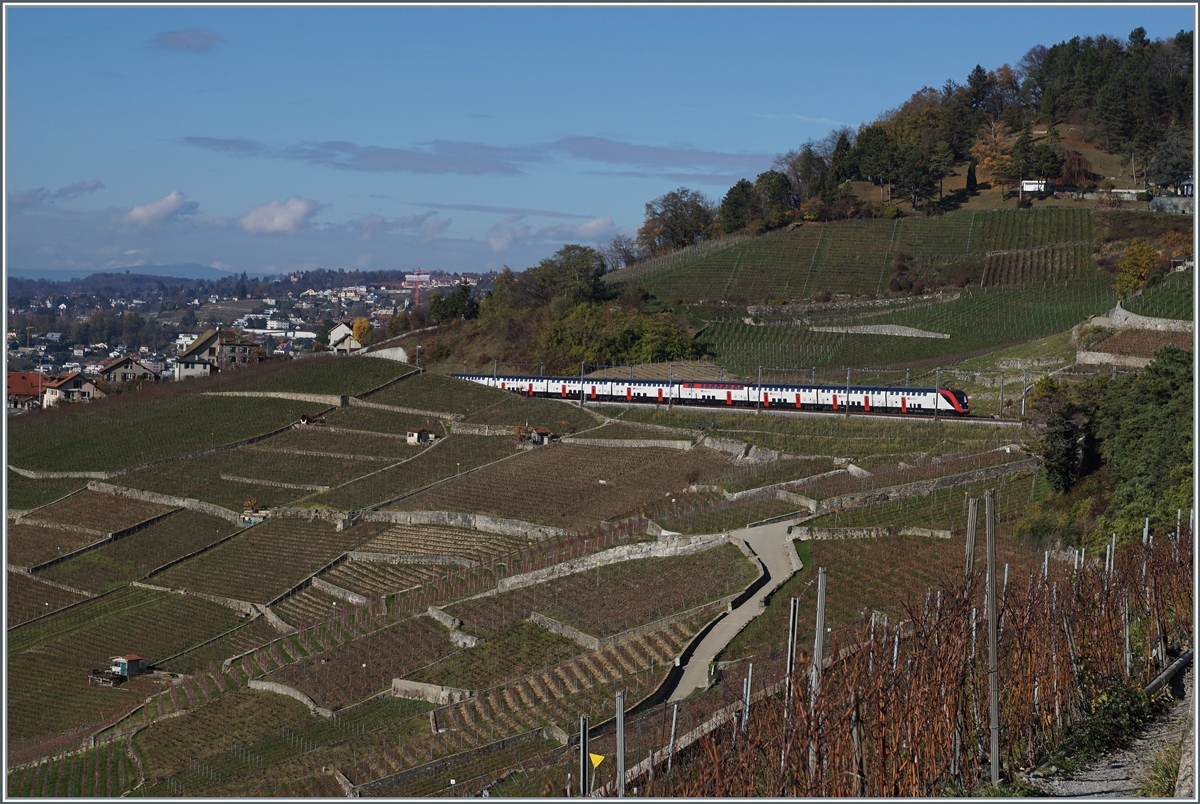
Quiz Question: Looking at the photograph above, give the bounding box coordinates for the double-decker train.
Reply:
[453,373,970,416]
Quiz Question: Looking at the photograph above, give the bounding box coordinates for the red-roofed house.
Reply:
[7,372,47,410]
[42,372,104,408]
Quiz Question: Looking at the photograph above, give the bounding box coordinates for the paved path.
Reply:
[667,520,801,703]
[1027,667,1193,798]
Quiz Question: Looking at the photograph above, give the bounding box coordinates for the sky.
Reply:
[4,3,1195,281]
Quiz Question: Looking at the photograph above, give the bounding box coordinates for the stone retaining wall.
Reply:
[790,526,950,540]
[202,390,347,406]
[224,474,329,491]
[813,458,1040,515]
[561,437,694,450]
[246,679,332,718]
[426,606,462,631]
[349,551,477,567]
[496,534,728,594]
[1075,351,1151,368]
[358,510,564,540]
[447,422,516,436]
[529,611,599,650]
[307,578,367,606]
[346,396,459,420]
[366,346,409,363]
[390,678,474,705]
[88,481,243,524]
[254,603,296,633]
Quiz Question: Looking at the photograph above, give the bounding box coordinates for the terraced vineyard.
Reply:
[447,543,752,639]
[153,519,387,603]
[272,585,364,629]
[1123,270,1194,320]
[221,354,414,396]
[304,435,519,511]
[699,281,1116,374]
[7,587,247,756]
[157,618,281,675]
[355,523,524,562]
[608,209,1093,304]
[6,571,90,628]
[6,475,87,512]
[1088,328,1193,358]
[360,371,509,415]
[321,405,450,436]
[654,495,811,535]
[392,444,731,529]
[22,489,175,533]
[255,423,420,458]
[7,521,107,568]
[318,560,440,600]
[115,457,315,512]
[38,510,240,593]
[6,396,305,474]
[266,615,456,710]
[6,736,138,798]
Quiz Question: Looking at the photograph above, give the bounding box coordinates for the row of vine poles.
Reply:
[639,529,1192,797]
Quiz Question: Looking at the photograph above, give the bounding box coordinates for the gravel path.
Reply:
[1026,667,1193,798]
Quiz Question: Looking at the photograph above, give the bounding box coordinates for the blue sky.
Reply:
[5,4,1195,280]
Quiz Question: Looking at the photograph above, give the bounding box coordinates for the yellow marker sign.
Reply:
[589,753,605,769]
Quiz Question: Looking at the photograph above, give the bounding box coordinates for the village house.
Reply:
[41,372,104,407]
[7,371,47,410]
[175,328,260,380]
[100,354,160,385]
[328,321,365,355]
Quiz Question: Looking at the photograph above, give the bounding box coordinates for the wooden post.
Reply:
[965,497,978,581]
[986,489,1000,787]
[579,715,589,797]
[666,704,678,774]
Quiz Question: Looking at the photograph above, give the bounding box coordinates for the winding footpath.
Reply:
[667,520,800,703]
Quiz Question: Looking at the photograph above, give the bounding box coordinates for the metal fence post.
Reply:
[616,690,625,797]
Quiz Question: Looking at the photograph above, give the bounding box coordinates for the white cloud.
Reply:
[125,191,197,227]
[210,261,233,272]
[237,197,319,234]
[486,215,532,252]
[354,253,373,269]
[536,216,615,243]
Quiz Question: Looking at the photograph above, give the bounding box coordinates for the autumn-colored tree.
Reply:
[968,119,1012,176]
[1114,238,1158,294]
[352,317,371,345]
[1058,149,1093,187]
[1161,229,1193,258]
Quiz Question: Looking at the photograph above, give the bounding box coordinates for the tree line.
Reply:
[604,26,1193,266]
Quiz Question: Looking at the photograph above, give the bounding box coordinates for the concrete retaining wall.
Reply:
[367,346,408,363]
[529,611,600,650]
[88,481,243,524]
[358,509,564,540]
[390,678,474,705]
[496,534,728,594]
[247,679,332,718]
[15,518,107,539]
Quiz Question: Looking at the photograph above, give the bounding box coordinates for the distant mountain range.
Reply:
[6,263,259,283]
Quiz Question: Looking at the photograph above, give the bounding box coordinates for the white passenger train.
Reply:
[453,373,970,416]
